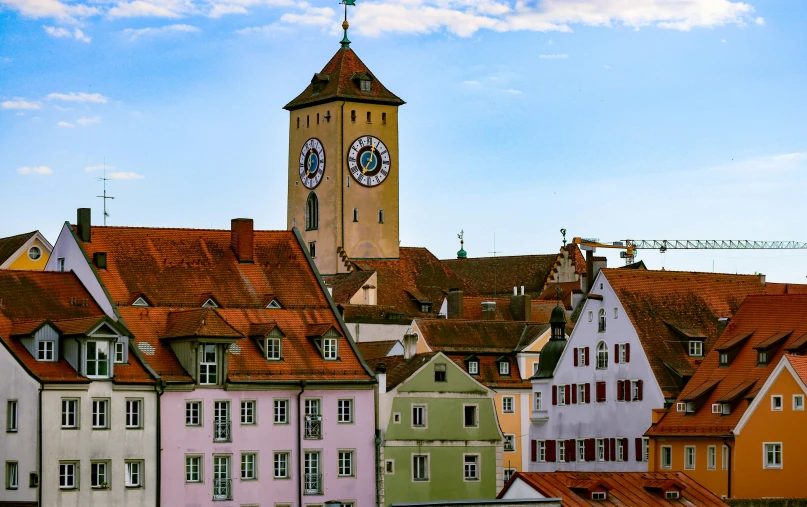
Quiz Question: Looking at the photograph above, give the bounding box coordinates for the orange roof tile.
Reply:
[786,354,807,385]
[447,353,531,389]
[356,340,400,361]
[647,294,807,437]
[323,271,375,304]
[163,309,243,340]
[443,253,558,299]
[538,281,582,310]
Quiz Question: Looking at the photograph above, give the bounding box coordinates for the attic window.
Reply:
[132,297,149,308]
[360,79,371,92]
[421,303,432,313]
[266,299,282,309]
[591,492,606,500]
[323,338,337,360]
[266,337,281,360]
[665,491,680,500]
[468,361,478,375]
[202,298,219,308]
[434,364,447,382]
[719,351,730,366]
[758,350,768,366]
[688,341,703,357]
[499,361,510,376]
[28,246,42,260]
[38,341,55,361]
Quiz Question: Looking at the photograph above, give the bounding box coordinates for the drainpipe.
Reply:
[156,380,164,507]
[297,380,307,507]
[37,384,42,507]
[375,429,382,507]
[723,438,732,499]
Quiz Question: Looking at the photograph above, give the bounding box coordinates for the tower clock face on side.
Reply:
[299,138,326,189]
[348,135,390,187]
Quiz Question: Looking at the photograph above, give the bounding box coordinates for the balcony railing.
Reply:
[304,473,322,495]
[213,478,232,500]
[304,415,322,439]
[213,420,231,442]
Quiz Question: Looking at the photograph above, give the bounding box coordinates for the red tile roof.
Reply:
[323,271,375,304]
[0,231,37,265]
[0,271,152,383]
[601,269,768,399]
[787,354,807,384]
[647,294,807,437]
[356,340,400,361]
[499,471,729,506]
[538,281,581,310]
[443,253,558,299]
[163,308,243,339]
[284,47,404,111]
[366,353,438,391]
[447,353,531,389]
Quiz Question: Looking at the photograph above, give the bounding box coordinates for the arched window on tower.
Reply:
[305,192,319,231]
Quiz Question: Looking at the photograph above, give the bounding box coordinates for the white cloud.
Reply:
[0,57,11,63]
[0,0,99,21]
[1,100,41,110]
[122,23,200,38]
[280,4,335,27]
[85,164,116,172]
[721,38,727,43]
[461,80,481,86]
[45,92,109,103]
[501,88,522,94]
[755,16,764,25]
[43,25,91,42]
[17,166,53,175]
[107,171,145,179]
[76,116,102,126]
[538,53,568,59]
[108,0,186,18]
[57,121,75,127]
[604,64,611,69]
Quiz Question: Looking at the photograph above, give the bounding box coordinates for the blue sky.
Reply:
[1,0,806,281]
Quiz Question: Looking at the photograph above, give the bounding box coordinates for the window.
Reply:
[60,462,77,489]
[86,340,110,377]
[598,308,606,332]
[360,79,371,92]
[385,460,394,474]
[502,396,514,413]
[630,380,639,401]
[503,434,515,452]
[413,455,429,481]
[126,461,142,488]
[309,241,316,258]
[592,492,607,500]
[186,456,202,482]
[596,439,605,462]
[434,364,446,382]
[378,210,384,224]
[366,111,371,122]
[577,384,586,404]
[533,362,540,375]
[303,451,321,494]
[794,395,804,410]
[306,115,309,127]
[92,399,108,429]
[57,257,65,272]
[537,440,546,462]
[351,110,356,122]
[719,351,730,365]
[463,405,478,427]
[297,117,300,129]
[577,347,585,367]
[241,400,256,425]
[28,246,41,260]
[61,399,78,428]
[772,395,783,411]
[558,440,566,462]
[588,310,593,322]
[316,113,319,124]
[708,446,716,470]
[6,401,18,432]
[6,462,18,490]
[618,343,628,363]
[274,399,289,424]
[722,445,729,470]
[337,399,353,423]
[689,341,703,357]
[353,208,359,222]
[558,385,566,406]
[463,455,479,481]
[114,341,125,363]
[764,443,782,468]
[499,361,510,375]
[126,399,142,428]
[273,452,289,479]
[684,446,695,470]
[241,453,256,480]
[338,450,354,476]
[421,303,432,313]
[91,461,108,489]
[186,401,201,426]
[504,468,516,483]
[758,349,768,365]
[577,440,586,462]
[304,398,320,416]
[666,491,680,500]
[199,344,218,385]
[323,338,337,360]
[642,438,649,462]
[305,192,319,230]
[617,440,624,461]
[382,112,387,124]
[213,455,231,500]
[214,401,231,441]
[596,341,608,369]
[266,338,281,360]
[468,361,478,374]
[412,405,426,427]
[534,392,542,410]
[661,446,672,469]
[38,341,55,361]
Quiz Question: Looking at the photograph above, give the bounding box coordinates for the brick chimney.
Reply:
[510,286,532,321]
[77,208,91,243]
[447,288,464,319]
[231,218,254,263]
[481,301,497,321]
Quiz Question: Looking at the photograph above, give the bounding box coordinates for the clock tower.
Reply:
[284,23,404,275]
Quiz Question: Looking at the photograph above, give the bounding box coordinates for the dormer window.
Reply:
[688,341,703,357]
[323,338,337,360]
[132,296,149,307]
[266,337,281,360]
[202,298,219,309]
[114,341,125,363]
[758,350,768,366]
[38,341,55,361]
[719,351,729,365]
[665,491,680,499]
[499,361,510,376]
[266,299,282,309]
[360,79,371,92]
[199,344,218,385]
[468,361,478,375]
[592,492,606,500]
[421,303,432,313]
[85,341,110,378]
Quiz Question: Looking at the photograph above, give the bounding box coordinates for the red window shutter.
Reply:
[585,347,590,366]
[624,380,631,401]
[626,342,631,362]
[610,438,617,461]
[586,438,594,461]
[596,381,606,402]
[635,438,643,462]
[565,385,571,405]
[531,439,537,462]
[638,379,644,400]
[552,385,557,405]
[604,439,610,461]
[617,380,624,401]
[546,440,556,462]
[614,342,618,358]
[622,438,629,461]
[568,439,576,461]
[585,383,591,404]
[574,348,579,367]
[572,385,577,404]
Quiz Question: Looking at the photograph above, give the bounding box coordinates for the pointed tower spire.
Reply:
[340,0,355,49]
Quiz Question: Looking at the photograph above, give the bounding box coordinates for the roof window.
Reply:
[360,79,371,92]
[266,299,282,309]
[591,492,606,500]
[688,340,703,357]
[202,298,219,308]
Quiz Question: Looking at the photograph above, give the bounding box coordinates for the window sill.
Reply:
[6,429,17,433]
[125,485,143,489]
[764,465,782,469]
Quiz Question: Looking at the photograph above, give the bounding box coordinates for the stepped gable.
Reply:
[0,270,152,384]
[0,231,37,265]
[351,247,477,318]
[284,47,404,111]
[323,270,374,304]
[443,253,558,299]
[647,294,807,437]
[601,268,767,399]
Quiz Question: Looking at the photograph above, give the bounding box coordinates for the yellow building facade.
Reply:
[0,231,52,271]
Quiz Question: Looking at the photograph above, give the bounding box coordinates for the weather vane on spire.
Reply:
[340,0,355,49]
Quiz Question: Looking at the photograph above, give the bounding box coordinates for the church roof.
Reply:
[284,47,404,111]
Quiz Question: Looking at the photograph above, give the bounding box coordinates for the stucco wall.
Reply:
[160,386,376,507]
[648,436,729,498]
[347,322,411,344]
[6,237,51,271]
[0,344,40,505]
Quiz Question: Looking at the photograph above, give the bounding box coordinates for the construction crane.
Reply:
[571,236,807,292]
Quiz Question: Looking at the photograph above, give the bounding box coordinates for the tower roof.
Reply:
[284,48,404,111]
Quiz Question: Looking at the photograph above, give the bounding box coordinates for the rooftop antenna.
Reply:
[490,233,502,301]
[97,158,115,225]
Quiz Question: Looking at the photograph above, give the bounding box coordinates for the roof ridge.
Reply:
[74,224,292,233]
[603,268,760,278]
[442,253,557,262]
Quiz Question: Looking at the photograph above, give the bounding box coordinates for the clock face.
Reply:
[348,135,390,187]
[299,138,325,189]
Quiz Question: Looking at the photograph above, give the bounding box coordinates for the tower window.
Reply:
[316,113,320,125]
[305,192,319,231]
[366,111,371,123]
[353,208,359,222]
[382,112,387,124]
[306,115,310,128]
[378,210,384,224]
[308,241,316,258]
[351,110,356,122]
[297,117,300,129]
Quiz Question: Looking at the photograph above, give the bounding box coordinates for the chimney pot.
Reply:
[77,208,91,243]
[513,286,517,296]
[231,218,254,263]
[521,285,525,296]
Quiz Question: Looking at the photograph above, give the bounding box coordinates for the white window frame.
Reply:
[338,450,354,477]
[558,385,566,406]
[592,492,607,500]
[557,440,566,463]
[273,452,290,479]
[85,340,110,378]
[274,399,289,424]
[661,446,672,469]
[304,398,320,416]
[186,401,201,426]
[125,461,142,488]
[266,337,281,361]
[6,400,18,432]
[412,405,426,428]
[533,392,542,411]
[337,399,353,423]
[596,341,608,369]
[689,340,703,357]
[463,454,479,481]
[199,344,218,385]
[642,438,649,462]
[323,338,338,360]
[722,445,729,470]
[618,343,627,364]
[59,462,77,489]
[498,361,510,375]
[92,399,109,429]
[503,434,516,452]
[504,468,516,483]
[502,396,515,413]
[537,440,546,462]
[91,461,108,489]
[241,452,257,480]
[764,442,782,469]
[186,455,202,483]
[577,347,585,367]
[38,340,55,361]
[772,395,783,411]
[61,399,78,429]
[707,445,716,470]
[577,440,585,462]
[684,446,696,470]
[114,341,125,364]
[630,380,639,401]
[794,394,805,411]
[412,454,429,482]
[57,257,65,272]
[6,462,18,490]
[617,439,624,462]
[241,400,256,425]
[468,361,479,375]
[598,308,606,332]
[126,399,142,429]
[577,384,586,405]
[596,439,605,462]
[666,491,680,500]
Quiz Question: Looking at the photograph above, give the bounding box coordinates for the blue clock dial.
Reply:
[348,135,390,187]
[299,138,325,189]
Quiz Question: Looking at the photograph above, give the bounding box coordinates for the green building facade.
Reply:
[370,352,503,506]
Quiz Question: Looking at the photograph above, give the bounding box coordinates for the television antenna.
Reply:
[97,159,115,225]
